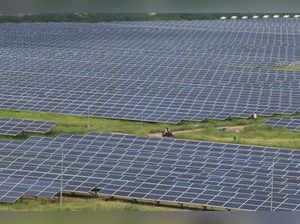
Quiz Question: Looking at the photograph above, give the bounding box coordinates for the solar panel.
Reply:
[0,19,299,124]
[0,132,299,211]
[264,117,300,131]
[0,118,56,136]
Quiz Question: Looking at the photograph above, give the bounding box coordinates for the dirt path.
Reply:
[217,125,246,133]
[112,132,130,135]
[148,125,247,137]
[148,128,203,137]
[111,125,247,138]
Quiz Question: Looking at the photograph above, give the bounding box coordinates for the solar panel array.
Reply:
[0,19,300,123]
[0,132,300,211]
[264,117,300,131]
[0,118,56,136]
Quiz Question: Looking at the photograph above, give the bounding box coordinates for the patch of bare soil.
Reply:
[111,132,130,135]
[148,128,203,137]
[218,125,247,133]
[148,132,163,137]
[112,125,246,138]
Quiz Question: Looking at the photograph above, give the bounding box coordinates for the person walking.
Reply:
[253,112,257,120]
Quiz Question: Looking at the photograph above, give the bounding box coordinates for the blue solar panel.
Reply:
[0,132,299,211]
[264,117,300,131]
[0,118,56,136]
[0,20,299,123]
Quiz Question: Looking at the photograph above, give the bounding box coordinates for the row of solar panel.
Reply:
[105,19,300,32]
[264,117,300,131]
[1,56,299,83]
[1,47,293,65]
[1,70,300,93]
[2,45,299,70]
[0,132,299,211]
[2,24,300,59]
[2,30,299,55]
[1,24,300,71]
[3,78,300,101]
[0,21,300,123]
[0,78,299,124]
[0,51,291,71]
[0,118,56,136]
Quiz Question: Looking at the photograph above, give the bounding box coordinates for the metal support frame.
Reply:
[60,144,64,211]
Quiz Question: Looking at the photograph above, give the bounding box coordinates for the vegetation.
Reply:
[0,197,178,211]
[1,201,183,224]
[176,123,300,149]
[257,66,300,71]
[0,13,300,23]
[0,109,299,149]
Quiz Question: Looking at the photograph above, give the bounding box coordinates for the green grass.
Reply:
[176,123,300,149]
[0,109,206,139]
[0,109,299,149]
[0,109,264,139]
[257,66,300,71]
[0,197,179,212]
[1,200,185,224]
